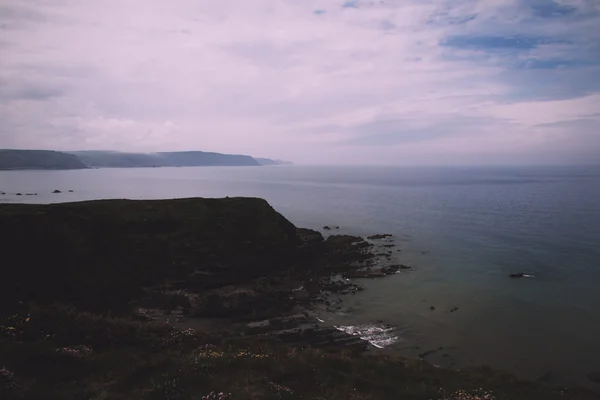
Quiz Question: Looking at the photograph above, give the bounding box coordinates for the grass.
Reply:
[1,305,598,400]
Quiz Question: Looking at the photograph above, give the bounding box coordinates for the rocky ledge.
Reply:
[0,198,382,316]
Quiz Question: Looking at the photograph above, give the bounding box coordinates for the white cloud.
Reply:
[0,0,599,164]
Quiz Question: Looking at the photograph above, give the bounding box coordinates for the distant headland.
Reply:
[0,149,292,170]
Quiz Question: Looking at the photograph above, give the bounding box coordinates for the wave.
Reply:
[334,324,399,348]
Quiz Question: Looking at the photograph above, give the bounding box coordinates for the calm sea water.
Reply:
[2,165,600,388]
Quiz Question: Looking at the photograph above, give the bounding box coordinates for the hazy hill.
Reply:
[255,157,293,166]
[69,151,168,168]
[0,150,87,170]
[70,150,260,168]
[157,151,260,167]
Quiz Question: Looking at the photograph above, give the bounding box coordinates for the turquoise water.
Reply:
[2,165,600,387]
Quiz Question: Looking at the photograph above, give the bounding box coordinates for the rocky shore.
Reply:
[0,198,598,399]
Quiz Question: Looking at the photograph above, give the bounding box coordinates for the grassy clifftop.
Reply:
[0,198,297,313]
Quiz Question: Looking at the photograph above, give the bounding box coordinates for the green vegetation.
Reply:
[2,305,597,400]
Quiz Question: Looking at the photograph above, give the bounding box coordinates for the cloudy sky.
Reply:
[1,0,599,165]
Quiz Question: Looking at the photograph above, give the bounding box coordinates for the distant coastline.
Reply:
[0,149,292,170]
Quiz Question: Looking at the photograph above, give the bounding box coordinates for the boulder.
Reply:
[381,266,399,274]
[16,193,22,196]
[323,226,331,230]
[367,234,393,240]
[509,273,533,278]
[53,190,61,194]
[388,264,411,270]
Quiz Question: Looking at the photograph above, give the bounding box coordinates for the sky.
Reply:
[0,0,599,165]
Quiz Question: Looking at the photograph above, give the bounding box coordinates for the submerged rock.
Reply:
[589,372,600,383]
[538,371,560,384]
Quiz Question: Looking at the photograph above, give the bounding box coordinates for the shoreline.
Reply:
[1,197,598,399]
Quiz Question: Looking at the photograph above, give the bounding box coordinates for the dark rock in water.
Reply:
[343,269,386,279]
[323,226,331,230]
[16,193,22,196]
[0,192,5,195]
[383,244,395,248]
[509,273,533,278]
[322,280,362,295]
[52,190,61,194]
[326,235,370,249]
[419,349,438,359]
[368,234,393,240]
[589,372,600,383]
[26,193,38,196]
[430,306,435,311]
[538,371,560,384]
[381,266,399,274]
[389,264,411,270]
[335,226,340,229]
[449,307,459,313]
[366,270,386,278]
[68,190,74,192]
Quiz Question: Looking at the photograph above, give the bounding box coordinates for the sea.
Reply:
[2,165,600,388]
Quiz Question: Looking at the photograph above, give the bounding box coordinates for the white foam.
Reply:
[333,324,399,348]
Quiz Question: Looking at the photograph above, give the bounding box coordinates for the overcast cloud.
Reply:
[1,0,599,164]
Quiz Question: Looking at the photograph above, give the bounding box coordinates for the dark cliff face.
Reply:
[0,150,87,170]
[0,198,297,313]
